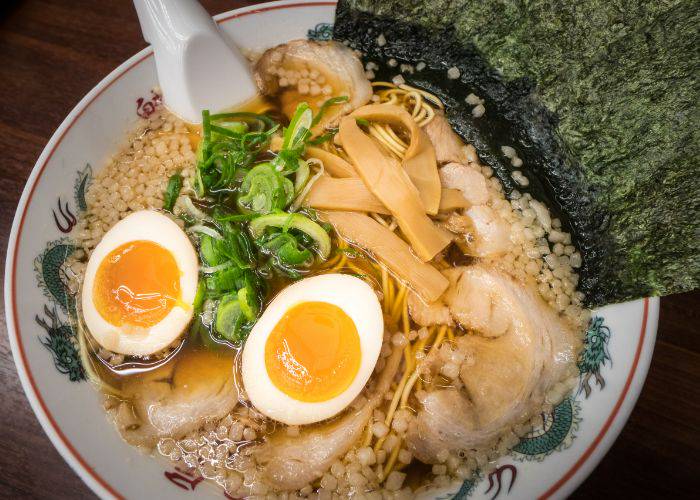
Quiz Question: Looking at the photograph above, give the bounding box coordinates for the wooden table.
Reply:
[0,1,697,498]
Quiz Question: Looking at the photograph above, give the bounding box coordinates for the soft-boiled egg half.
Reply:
[81,210,198,356]
[242,274,383,425]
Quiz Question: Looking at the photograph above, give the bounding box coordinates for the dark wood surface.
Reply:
[0,1,697,498]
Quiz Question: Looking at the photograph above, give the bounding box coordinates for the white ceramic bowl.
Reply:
[4,1,659,498]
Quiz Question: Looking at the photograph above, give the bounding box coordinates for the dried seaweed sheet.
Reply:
[333,0,700,307]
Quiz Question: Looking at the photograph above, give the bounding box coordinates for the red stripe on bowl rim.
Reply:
[4,1,655,498]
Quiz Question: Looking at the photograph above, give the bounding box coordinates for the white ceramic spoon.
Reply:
[133,0,257,123]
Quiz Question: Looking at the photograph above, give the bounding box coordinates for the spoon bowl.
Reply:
[133,0,257,123]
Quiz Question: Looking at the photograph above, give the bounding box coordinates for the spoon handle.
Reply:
[133,0,257,123]
[134,0,215,47]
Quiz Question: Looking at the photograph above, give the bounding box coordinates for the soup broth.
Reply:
[68,38,589,499]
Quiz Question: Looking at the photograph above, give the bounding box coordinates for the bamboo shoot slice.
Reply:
[339,116,452,261]
[321,211,449,302]
[306,177,465,215]
[304,176,389,214]
[352,104,441,214]
[305,146,357,178]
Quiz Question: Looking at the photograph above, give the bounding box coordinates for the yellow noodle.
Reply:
[373,82,443,129]
[378,330,416,449]
[379,371,410,450]
[390,285,407,319]
[404,91,423,118]
[400,325,447,409]
[401,370,422,409]
[383,88,406,98]
[367,125,398,157]
[398,83,444,109]
[371,81,399,89]
[402,295,410,335]
[390,291,407,326]
[416,325,438,352]
[328,254,348,272]
[382,438,403,479]
[418,105,436,126]
[371,124,407,158]
[323,250,342,267]
[386,276,395,311]
[361,420,374,448]
[384,123,408,147]
[381,265,389,310]
[345,261,370,278]
[431,325,448,352]
[414,107,429,125]
[374,436,387,454]
[404,343,413,372]
[371,212,389,226]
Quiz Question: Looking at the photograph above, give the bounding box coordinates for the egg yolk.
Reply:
[265,301,361,403]
[93,240,181,328]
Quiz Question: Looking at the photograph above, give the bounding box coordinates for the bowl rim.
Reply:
[3,1,659,498]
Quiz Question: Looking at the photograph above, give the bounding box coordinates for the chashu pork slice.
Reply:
[254,39,372,132]
[407,265,580,462]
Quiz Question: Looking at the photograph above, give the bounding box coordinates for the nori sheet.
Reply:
[333,0,700,307]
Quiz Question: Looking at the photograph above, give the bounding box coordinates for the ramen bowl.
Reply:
[4,1,658,498]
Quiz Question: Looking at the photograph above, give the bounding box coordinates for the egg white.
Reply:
[242,274,384,425]
[81,210,199,356]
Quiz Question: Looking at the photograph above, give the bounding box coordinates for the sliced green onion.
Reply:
[216,225,254,269]
[209,112,275,131]
[215,121,248,134]
[291,159,324,211]
[188,224,223,240]
[200,262,233,274]
[214,213,260,222]
[193,168,206,199]
[210,124,247,139]
[196,137,206,163]
[261,233,313,266]
[294,158,310,194]
[205,267,245,294]
[192,281,206,313]
[199,234,220,266]
[310,95,349,128]
[163,173,183,212]
[283,103,313,150]
[238,163,294,214]
[307,130,336,146]
[215,294,245,342]
[183,196,212,221]
[237,286,258,321]
[249,212,331,259]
